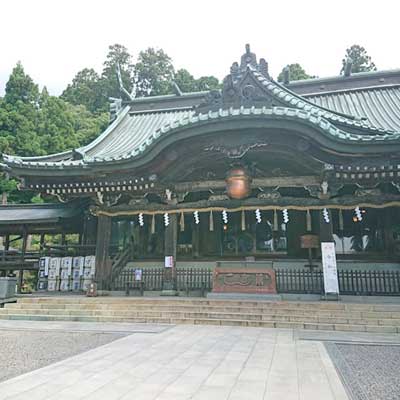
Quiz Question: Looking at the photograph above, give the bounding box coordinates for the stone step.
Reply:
[0,313,398,333]
[17,297,396,310]
[6,303,400,319]
[14,297,400,312]
[1,307,399,327]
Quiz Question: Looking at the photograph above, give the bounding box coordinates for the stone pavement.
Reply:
[0,322,349,400]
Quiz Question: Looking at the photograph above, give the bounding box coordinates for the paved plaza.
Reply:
[0,321,399,400]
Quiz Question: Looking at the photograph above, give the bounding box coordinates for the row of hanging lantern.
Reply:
[134,208,366,228]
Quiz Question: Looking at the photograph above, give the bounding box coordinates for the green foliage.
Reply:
[0,45,220,204]
[277,63,315,82]
[196,76,220,91]
[102,44,135,100]
[4,62,39,104]
[135,48,175,97]
[341,44,377,74]
[175,69,221,93]
[0,63,108,203]
[174,69,197,92]
[61,68,106,113]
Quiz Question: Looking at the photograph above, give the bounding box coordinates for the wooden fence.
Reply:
[112,267,400,296]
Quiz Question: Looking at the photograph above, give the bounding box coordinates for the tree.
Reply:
[101,44,135,100]
[4,62,39,105]
[277,63,314,82]
[341,45,377,74]
[0,63,109,203]
[196,76,220,91]
[61,68,106,113]
[174,69,220,93]
[135,48,175,97]
[174,69,197,93]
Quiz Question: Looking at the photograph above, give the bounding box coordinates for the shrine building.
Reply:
[2,45,400,292]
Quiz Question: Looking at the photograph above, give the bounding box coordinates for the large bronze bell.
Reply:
[226,167,252,199]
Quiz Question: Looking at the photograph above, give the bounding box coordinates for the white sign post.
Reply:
[164,256,174,268]
[321,242,339,296]
[134,269,143,281]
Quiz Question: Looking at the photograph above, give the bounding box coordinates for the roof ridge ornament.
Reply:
[196,44,274,112]
[240,44,258,71]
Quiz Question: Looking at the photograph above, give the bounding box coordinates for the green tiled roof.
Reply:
[0,202,83,224]
[305,86,400,132]
[3,68,400,171]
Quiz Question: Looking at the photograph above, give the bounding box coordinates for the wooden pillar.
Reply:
[4,235,10,276]
[82,215,97,245]
[163,213,178,293]
[39,233,45,253]
[17,228,28,294]
[192,223,200,258]
[94,215,112,290]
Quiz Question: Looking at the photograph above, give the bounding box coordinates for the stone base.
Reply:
[212,267,277,294]
[0,277,17,299]
[207,292,282,301]
[160,290,178,296]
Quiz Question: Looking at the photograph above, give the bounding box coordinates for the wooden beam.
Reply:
[173,176,320,192]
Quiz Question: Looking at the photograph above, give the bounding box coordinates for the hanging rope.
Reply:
[339,209,344,231]
[151,214,155,234]
[306,209,312,232]
[241,210,246,231]
[96,201,400,217]
[209,211,214,232]
[180,212,185,232]
[273,209,278,231]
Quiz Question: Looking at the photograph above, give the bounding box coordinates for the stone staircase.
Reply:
[1,297,400,333]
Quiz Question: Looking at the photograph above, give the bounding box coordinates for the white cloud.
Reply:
[1,0,399,96]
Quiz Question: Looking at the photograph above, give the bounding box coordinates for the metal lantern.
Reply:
[225,167,252,199]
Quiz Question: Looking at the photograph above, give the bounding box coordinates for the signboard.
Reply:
[321,242,339,294]
[300,234,319,249]
[61,257,73,276]
[39,257,50,276]
[134,269,143,281]
[49,257,61,277]
[164,256,174,268]
[73,256,85,276]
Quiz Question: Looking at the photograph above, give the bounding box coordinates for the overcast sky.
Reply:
[1,0,399,96]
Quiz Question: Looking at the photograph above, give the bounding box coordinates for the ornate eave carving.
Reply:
[196,44,285,113]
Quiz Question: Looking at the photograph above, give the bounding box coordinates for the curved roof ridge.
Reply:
[76,106,131,161]
[86,105,400,166]
[252,71,398,134]
[3,149,73,164]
